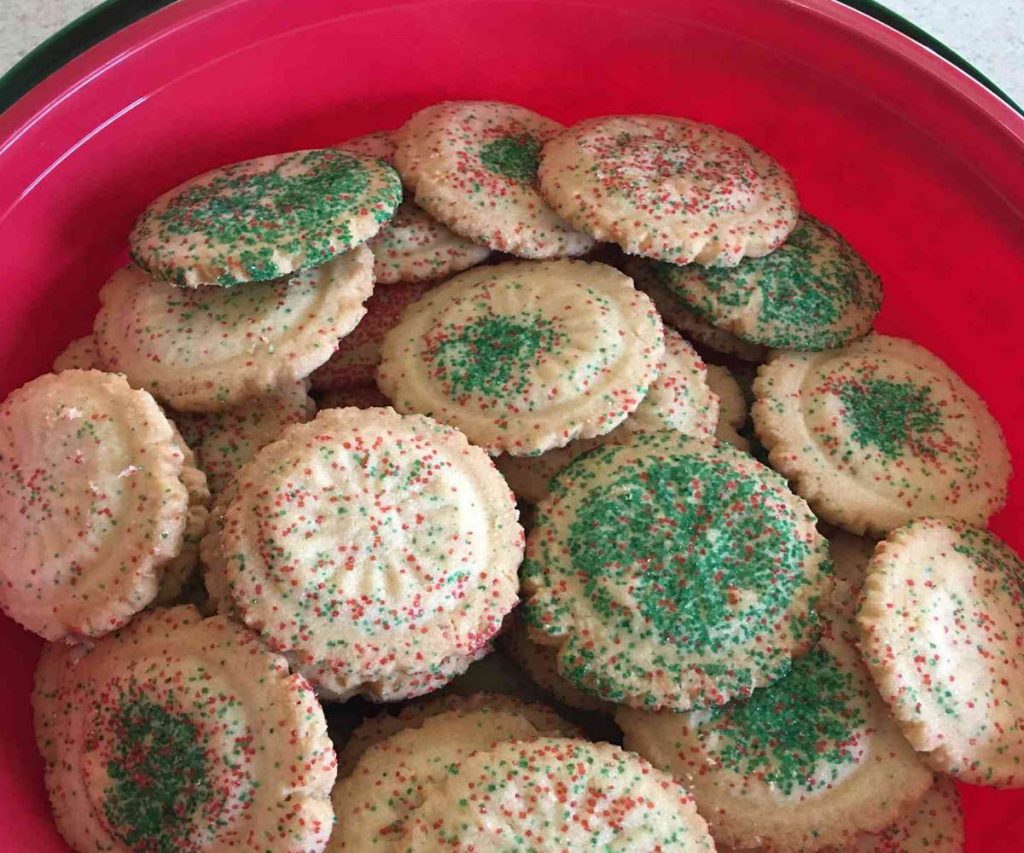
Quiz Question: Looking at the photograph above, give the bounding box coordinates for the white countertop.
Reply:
[1,0,1021,106]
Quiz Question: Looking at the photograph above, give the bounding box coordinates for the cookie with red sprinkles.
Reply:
[377,259,665,456]
[626,254,768,362]
[0,370,201,641]
[538,114,799,267]
[495,327,719,503]
[52,334,101,371]
[340,131,491,283]
[858,518,1024,787]
[172,379,315,495]
[33,605,337,852]
[398,737,715,850]
[93,248,374,412]
[522,431,831,712]
[657,214,883,350]
[130,147,401,287]
[618,606,933,852]
[309,278,434,393]
[752,334,1012,536]
[393,101,594,258]
[328,697,575,850]
[201,406,523,701]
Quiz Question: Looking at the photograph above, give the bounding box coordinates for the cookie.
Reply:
[752,334,1011,536]
[335,690,576,778]
[501,614,615,713]
[706,363,752,451]
[618,609,933,851]
[377,259,665,456]
[627,255,768,361]
[201,406,523,701]
[316,384,392,410]
[309,279,433,392]
[538,114,799,267]
[858,518,1024,787]
[130,147,400,287]
[153,426,211,605]
[52,335,101,371]
[658,214,883,350]
[330,697,577,849]
[340,130,491,283]
[33,606,336,852]
[399,738,715,850]
[0,370,200,641]
[173,380,315,495]
[495,327,719,502]
[94,248,374,412]
[393,101,594,258]
[522,432,831,711]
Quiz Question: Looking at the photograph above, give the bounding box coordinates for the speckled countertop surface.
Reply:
[0,0,1021,106]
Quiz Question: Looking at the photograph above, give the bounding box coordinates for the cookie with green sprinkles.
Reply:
[501,613,616,714]
[340,130,491,283]
[706,364,752,452]
[377,259,665,456]
[52,334,101,371]
[309,278,434,393]
[172,379,314,495]
[617,607,933,851]
[393,101,594,258]
[33,605,337,852]
[522,431,831,712]
[130,147,401,287]
[658,214,883,350]
[0,370,202,641]
[626,254,768,361]
[538,114,799,267]
[858,518,1024,787]
[494,327,719,503]
[328,697,575,850]
[398,737,715,850]
[93,247,374,412]
[201,406,523,701]
[752,334,1012,536]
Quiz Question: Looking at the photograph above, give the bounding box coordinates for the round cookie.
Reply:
[522,432,831,711]
[706,363,752,451]
[33,606,336,852]
[501,615,615,714]
[626,255,768,361]
[317,384,392,410]
[495,327,719,502]
[173,380,315,495]
[618,610,933,851]
[94,248,374,412]
[539,114,799,267]
[752,334,1011,536]
[858,518,1024,787]
[335,690,576,778]
[52,335,101,371]
[130,147,401,287]
[0,370,198,641]
[329,699,577,850]
[309,279,433,392]
[201,406,523,701]
[393,100,594,258]
[659,214,883,350]
[399,737,715,851]
[340,130,491,283]
[377,259,665,456]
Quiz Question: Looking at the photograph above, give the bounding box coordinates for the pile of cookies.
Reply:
[1,100,1019,852]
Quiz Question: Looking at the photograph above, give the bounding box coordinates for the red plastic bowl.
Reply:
[1,0,1022,849]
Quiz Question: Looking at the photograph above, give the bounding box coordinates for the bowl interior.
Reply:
[1,0,1022,849]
